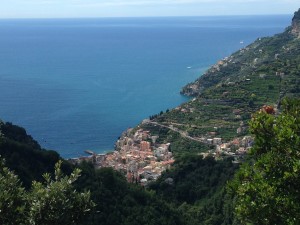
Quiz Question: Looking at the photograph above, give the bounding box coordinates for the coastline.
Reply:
[0,16,290,158]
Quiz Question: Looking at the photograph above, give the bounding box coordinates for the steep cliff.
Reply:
[291,8,300,37]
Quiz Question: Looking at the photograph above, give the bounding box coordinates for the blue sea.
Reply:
[0,15,291,158]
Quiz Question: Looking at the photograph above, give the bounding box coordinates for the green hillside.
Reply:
[0,121,71,188]
[143,9,300,153]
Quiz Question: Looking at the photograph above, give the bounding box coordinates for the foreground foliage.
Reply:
[231,99,300,224]
[0,159,94,225]
[0,122,237,225]
[76,162,185,225]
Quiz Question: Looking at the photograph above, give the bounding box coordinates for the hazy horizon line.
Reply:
[0,13,292,20]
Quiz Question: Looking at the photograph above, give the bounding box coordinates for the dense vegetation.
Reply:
[230,99,300,224]
[0,159,93,225]
[1,8,300,225]
[149,155,238,225]
[0,121,72,188]
[0,121,236,225]
[4,99,300,224]
[76,163,184,225]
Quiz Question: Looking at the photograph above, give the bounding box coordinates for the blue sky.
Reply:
[0,0,298,18]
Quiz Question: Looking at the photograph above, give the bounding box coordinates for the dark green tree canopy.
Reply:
[231,98,300,225]
[0,159,94,225]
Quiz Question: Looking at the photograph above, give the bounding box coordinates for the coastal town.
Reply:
[69,126,175,185]
[68,118,253,186]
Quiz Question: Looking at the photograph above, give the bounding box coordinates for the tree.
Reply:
[0,158,94,225]
[0,158,27,225]
[231,99,300,224]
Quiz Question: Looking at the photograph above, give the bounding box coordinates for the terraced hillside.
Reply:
[139,9,300,155]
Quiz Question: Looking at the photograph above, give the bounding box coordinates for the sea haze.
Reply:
[0,15,291,158]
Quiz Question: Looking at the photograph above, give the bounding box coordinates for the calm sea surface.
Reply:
[0,16,291,158]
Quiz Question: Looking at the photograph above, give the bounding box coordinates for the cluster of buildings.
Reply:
[68,121,254,185]
[69,128,174,186]
[114,129,174,185]
[201,135,253,163]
